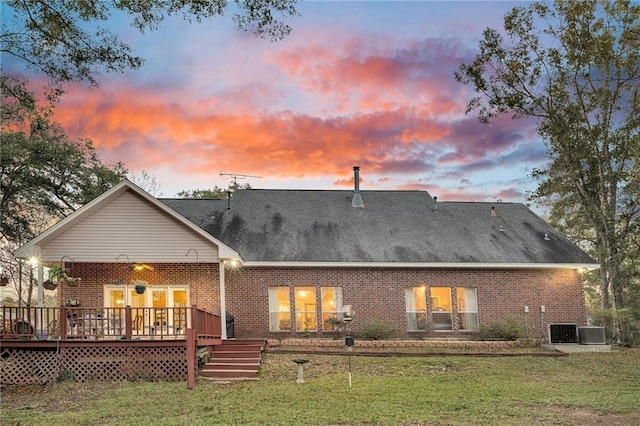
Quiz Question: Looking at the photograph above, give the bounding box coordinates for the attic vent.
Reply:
[352,166,365,208]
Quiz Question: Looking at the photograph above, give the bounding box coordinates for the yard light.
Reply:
[345,335,355,388]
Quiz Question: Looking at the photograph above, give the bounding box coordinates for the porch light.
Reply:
[224,259,241,271]
[133,263,154,272]
[29,257,39,267]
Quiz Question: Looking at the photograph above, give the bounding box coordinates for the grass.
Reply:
[2,348,639,425]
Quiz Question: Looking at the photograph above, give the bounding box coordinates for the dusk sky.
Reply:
[11,1,546,202]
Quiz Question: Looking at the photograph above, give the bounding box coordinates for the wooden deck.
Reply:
[1,306,222,387]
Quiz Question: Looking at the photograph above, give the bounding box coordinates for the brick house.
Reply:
[15,168,598,340]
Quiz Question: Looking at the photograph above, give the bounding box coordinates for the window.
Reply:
[456,287,479,330]
[295,287,317,332]
[103,285,189,335]
[431,287,453,331]
[268,287,291,332]
[104,285,189,309]
[405,286,427,331]
[321,287,343,331]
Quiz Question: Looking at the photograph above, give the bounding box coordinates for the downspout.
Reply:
[219,260,227,340]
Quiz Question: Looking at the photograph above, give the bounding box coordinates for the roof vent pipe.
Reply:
[352,166,365,208]
[433,196,438,212]
[227,191,232,211]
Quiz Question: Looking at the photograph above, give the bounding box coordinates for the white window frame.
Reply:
[321,287,343,331]
[456,287,479,331]
[268,287,291,332]
[405,287,428,331]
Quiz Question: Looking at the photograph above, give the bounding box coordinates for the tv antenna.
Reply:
[219,172,261,187]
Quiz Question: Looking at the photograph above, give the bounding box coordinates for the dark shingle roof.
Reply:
[160,189,596,265]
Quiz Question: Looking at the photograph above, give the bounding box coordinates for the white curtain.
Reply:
[334,287,343,313]
[268,287,283,331]
[460,288,479,330]
[405,288,418,331]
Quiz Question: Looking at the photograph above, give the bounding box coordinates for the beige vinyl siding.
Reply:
[41,191,219,262]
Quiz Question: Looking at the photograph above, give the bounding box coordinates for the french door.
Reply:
[104,285,189,334]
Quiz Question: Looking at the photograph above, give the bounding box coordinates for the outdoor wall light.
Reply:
[132,263,154,271]
[224,258,241,271]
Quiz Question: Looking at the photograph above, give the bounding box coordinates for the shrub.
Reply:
[477,317,531,341]
[590,308,639,347]
[57,368,75,382]
[359,319,397,340]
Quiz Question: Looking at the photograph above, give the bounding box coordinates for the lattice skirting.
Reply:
[1,346,187,385]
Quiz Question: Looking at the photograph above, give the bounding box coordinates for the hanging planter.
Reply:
[65,277,81,287]
[133,280,148,294]
[43,279,58,290]
[49,262,81,287]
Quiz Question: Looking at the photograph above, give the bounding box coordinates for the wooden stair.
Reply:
[199,339,266,381]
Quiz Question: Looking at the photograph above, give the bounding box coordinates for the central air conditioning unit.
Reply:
[548,323,578,344]
[578,326,606,345]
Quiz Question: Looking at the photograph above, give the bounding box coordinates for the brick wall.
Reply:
[59,264,586,340]
[225,267,587,339]
[58,263,222,311]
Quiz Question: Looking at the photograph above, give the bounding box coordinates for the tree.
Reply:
[1,77,128,243]
[455,1,639,319]
[176,183,251,199]
[1,76,128,307]
[1,0,299,86]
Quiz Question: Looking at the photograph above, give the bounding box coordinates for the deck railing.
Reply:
[0,305,221,341]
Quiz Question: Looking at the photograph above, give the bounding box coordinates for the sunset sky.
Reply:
[10,1,546,202]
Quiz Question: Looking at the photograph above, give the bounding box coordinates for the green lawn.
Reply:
[2,349,639,425]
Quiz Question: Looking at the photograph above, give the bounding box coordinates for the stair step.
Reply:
[200,376,260,382]
[212,352,260,359]
[200,369,260,378]
[213,345,263,352]
[222,339,266,346]
[210,357,260,363]
[207,364,259,371]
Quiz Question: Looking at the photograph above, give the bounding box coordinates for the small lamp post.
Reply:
[345,334,355,387]
[344,305,356,387]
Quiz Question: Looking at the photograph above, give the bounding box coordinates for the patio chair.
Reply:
[133,314,144,331]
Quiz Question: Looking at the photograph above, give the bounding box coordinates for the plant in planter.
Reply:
[65,276,81,287]
[49,263,81,287]
[133,280,148,294]
[96,308,104,319]
[46,264,66,289]
[43,279,57,291]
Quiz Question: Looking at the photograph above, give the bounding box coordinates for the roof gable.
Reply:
[14,180,239,262]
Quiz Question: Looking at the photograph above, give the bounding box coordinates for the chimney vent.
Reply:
[352,166,364,208]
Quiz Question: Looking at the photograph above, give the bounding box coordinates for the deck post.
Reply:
[125,305,132,340]
[60,307,68,339]
[186,328,196,389]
